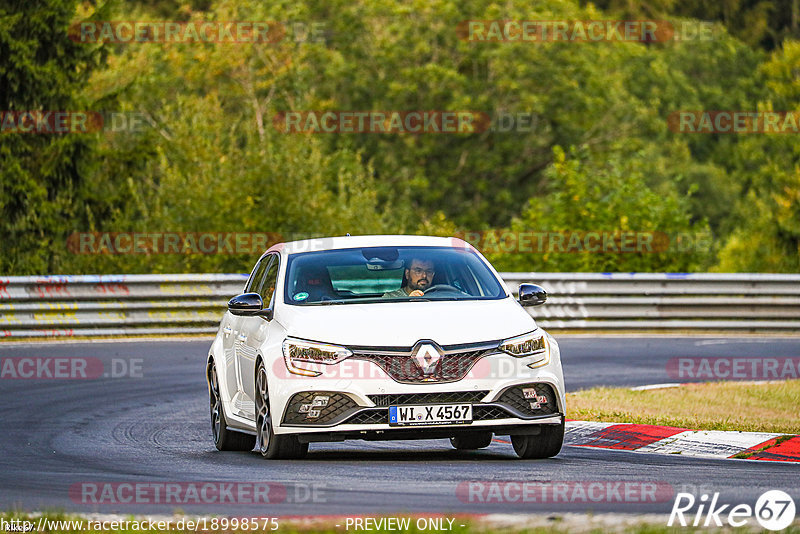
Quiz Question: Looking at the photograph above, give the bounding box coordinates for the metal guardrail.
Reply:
[504,273,800,330]
[1,273,799,337]
[0,274,247,338]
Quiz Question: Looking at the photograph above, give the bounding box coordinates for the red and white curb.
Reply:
[564,421,800,462]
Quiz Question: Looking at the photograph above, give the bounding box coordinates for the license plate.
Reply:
[388,404,472,426]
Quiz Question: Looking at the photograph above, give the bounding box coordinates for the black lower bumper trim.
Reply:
[294,417,564,444]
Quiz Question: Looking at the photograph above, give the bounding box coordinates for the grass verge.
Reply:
[4,512,798,534]
[566,379,800,433]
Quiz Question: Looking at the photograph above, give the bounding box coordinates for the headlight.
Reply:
[499,331,550,368]
[282,338,352,377]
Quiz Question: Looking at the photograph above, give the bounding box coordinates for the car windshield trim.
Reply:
[294,296,503,305]
[282,245,507,306]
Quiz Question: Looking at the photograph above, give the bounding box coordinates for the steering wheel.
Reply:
[423,284,467,295]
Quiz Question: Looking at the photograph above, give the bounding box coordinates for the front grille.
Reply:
[368,390,489,407]
[282,391,357,425]
[496,383,558,416]
[319,383,558,426]
[343,399,554,425]
[351,344,496,384]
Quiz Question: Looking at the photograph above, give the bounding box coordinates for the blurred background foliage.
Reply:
[0,0,798,274]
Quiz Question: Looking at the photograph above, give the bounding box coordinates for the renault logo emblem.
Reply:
[411,342,442,375]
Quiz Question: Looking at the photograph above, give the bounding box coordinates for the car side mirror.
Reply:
[518,283,547,307]
[228,292,273,320]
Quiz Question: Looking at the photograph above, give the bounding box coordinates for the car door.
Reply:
[227,255,271,419]
[235,253,280,419]
[220,258,263,411]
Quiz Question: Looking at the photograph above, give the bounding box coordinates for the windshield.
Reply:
[283,246,506,305]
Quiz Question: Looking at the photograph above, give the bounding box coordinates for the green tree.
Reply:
[715,41,800,272]
[0,0,108,274]
[484,146,710,272]
[58,0,387,274]
[4,0,793,275]
[590,0,800,49]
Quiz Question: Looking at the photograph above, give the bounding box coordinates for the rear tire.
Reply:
[511,421,564,459]
[450,432,493,450]
[255,359,308,459]
[208,362,256,451]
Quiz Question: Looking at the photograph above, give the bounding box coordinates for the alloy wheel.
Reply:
[256,363,271,455]
[209,365,221,442]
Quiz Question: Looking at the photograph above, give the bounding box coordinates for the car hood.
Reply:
[276,297,538,347]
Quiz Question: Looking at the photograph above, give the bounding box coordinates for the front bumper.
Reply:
[282,382,560,426]
[274,379,565,440]
[271,338,566,438]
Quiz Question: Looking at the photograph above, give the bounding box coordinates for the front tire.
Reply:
[208,362,256,451]
[450,432,493,450]
[511,421,564,459]
[255,359,308,459]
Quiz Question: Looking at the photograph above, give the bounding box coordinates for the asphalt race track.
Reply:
[1,336,798,517]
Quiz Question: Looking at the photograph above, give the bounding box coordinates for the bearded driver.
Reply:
[383,258,435,298]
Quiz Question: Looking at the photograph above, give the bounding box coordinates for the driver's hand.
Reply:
[408,290,424,297]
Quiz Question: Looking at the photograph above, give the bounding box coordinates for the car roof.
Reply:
[267,235,471,256]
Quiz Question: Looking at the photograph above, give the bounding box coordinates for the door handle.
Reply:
[236,333,247,342]
[223,325,232,335]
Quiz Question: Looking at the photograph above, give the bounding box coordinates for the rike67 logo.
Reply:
[668,490,796,530]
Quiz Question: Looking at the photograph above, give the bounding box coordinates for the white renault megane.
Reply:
[206,235,565,459]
